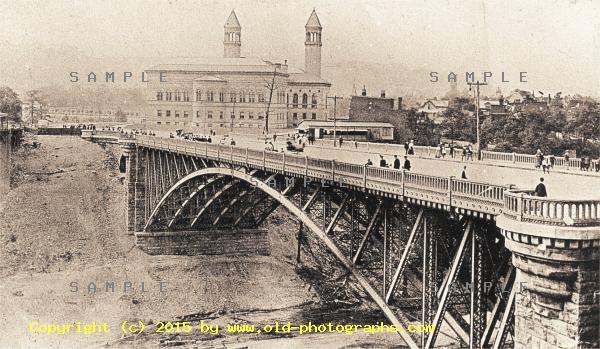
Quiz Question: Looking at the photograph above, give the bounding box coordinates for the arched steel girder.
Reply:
[166,176,225,229]
[145,175,225,231]
[145,169,258,231]
[189,180,241,228]
[143,167,420,349]
[212,173,279,226]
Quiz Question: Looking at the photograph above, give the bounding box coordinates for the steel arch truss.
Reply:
[136,153,515,349]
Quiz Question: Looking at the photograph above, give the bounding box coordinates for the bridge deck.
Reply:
[132,136,514,220]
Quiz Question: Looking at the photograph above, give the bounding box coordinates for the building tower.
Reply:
[224,10,241,58]
[305,9,322,77]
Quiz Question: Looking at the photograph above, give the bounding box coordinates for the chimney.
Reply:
[380,90,386,98]
[362,85,367,96]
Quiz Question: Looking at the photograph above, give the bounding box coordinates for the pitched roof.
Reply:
[305,9,322,28]
[225,10,241,28]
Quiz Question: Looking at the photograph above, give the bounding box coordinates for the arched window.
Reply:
[311,94,317,108]
[292,93,298,108]
[196,89,202,101]
[302,94,308,108]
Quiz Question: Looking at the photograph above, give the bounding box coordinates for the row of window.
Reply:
[156,90,319,109]
[156,110,190,118]
[155,121,283,128]
[156,110,308,120]
[203,110,265,120]
[292,112,317,120]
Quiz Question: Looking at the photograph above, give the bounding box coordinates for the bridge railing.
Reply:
[312,138,583,170]
[503,190,600,226]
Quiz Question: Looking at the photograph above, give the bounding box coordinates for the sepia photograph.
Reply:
[0,1,599,348]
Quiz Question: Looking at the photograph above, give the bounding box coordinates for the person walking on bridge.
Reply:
[534,177,547,197]
[408,140,415,155]
[402,156,411,171]
[379,155,387,168]
[393,155,401,169]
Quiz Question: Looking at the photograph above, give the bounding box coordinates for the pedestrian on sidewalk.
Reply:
[466,144,474,161]
[402,156,411,171]
[461,166,467,179]
[408,140,415,155]
[393,155,401,169]
[542,157,551,174]
[563,150,570,170]
[404,141,409,155]
[379,155,387,168]
[534,177,547,197]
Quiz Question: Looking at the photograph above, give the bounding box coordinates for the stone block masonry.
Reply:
[134,229,270,256]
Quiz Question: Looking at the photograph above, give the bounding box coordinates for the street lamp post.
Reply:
[468,80,487,160]
[327,95,343,147]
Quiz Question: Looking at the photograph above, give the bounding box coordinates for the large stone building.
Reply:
[144,10,331,133]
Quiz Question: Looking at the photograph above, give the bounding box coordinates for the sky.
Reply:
[1,0,599,96]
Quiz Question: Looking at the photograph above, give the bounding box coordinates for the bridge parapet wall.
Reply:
[497,190,600,349]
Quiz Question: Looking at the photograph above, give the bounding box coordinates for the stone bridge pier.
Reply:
[498,194,600,349]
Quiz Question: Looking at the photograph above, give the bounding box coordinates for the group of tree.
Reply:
[0,87,22,123]
[403,96,600,158]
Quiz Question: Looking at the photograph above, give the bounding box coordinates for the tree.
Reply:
[565,100,600,148]
[0,86,22,124]
[25,89,48,127]
[263,65,284,135]
[439,106,476,143]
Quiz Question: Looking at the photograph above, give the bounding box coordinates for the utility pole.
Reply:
[327,95,343,147]
[468,81,487,160]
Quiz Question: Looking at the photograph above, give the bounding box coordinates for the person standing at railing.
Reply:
[542,157,551,174]
[466,144,474,161]
[393,155,401,169]
[534,177,547,197]
[402,156,411,171]
[379,155,387,168]
[366,159,373,166]
[535,149,543,168]
[563,150,570,170]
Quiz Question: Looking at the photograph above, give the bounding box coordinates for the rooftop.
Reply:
[297,120,394,128]
[147,57,285,74]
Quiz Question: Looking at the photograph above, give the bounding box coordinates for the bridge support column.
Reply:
[121,141,146,234]
[497,217,599,349]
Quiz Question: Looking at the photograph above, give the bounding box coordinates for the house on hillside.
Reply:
[417,99,449,124]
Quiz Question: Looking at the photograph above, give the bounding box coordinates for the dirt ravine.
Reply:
[0,135,398,349]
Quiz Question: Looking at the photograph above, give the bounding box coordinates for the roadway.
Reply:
[215,133,599,200]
